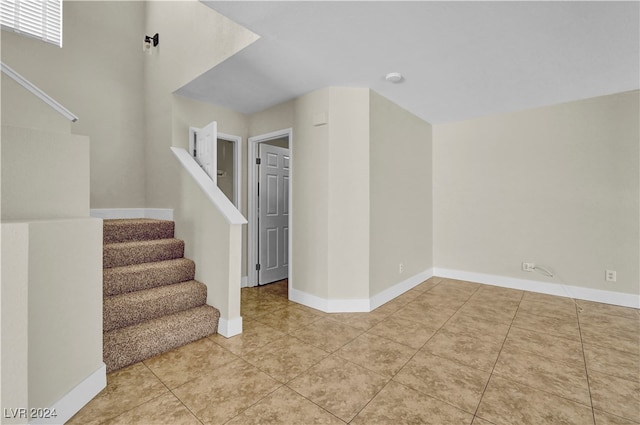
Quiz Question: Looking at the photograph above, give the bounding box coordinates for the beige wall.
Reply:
[1,1,147,208]
[171,94,250,276]
[433,90,640,295]
[369,91,433,296]
[1,126,90,220]
[326,87,371,300]
[144,1,258,209]
[27,219,103,410]
[291,88,331,299]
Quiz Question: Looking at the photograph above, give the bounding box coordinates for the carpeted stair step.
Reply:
[103,218,175,244]
[103,305,219,373]
[104,258,196,296]
[103,238,184,268]
[103,280,207,332]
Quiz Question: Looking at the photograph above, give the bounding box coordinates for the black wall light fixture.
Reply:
[143,33,159,53]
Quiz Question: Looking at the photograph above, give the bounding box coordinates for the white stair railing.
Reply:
[1,61,78,122]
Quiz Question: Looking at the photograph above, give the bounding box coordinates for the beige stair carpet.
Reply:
[102,218,219,373]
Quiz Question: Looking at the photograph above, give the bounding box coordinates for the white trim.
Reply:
[90,208,174,220]
[434,268,640,309]
[247,128,293,288]
[241,275,248,288]
[289,268,434,313]
[171,147,247,225]
[1,62,77,122]
[30,363,106,425]
[370,268,434,310]
[217,316,243,338]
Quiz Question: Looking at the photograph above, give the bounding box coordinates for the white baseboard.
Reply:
[90,208,173,220]
[217,316,243,338]
[434,268,640,309]
[241,276,248,288]
[30,363,106,425]
[370,268,434,310]
[289,268,434,313]
[289,287,369,312]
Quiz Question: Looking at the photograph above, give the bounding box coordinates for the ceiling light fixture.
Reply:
[385,72,404,83]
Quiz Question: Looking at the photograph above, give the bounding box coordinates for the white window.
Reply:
[1,0,62,47]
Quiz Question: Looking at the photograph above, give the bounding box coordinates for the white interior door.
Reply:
[190,121,217,182]
[258,144,289,285]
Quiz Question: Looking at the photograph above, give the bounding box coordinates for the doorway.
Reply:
[189,123,242,210]
[247,129,293,290]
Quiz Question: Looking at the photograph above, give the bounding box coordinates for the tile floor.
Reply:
[69,277,640,425]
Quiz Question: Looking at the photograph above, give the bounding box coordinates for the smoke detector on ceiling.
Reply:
[385,72,404,83]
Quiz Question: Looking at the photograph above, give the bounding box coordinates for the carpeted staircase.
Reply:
[102,218,220,373]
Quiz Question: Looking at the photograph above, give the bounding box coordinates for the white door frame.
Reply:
[189,126,242,210]
[247,128,293,289]
[218,132,242,211]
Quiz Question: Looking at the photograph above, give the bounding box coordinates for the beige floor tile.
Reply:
[209,318,287,356]
[472,417,497,425]
[521,291,577,308]
[427,280,478,300]
[391,287,424,304]
[442,311,511,344]
[583,343,640,383]
[367,315,437,349]
[576,300,640,320]
[436,278,481,293]
[476,375,594,425]
[326,311,388,331]
[412,278,441,292]
[589,371,640,422]
[143,337,238,389]
[288,355,388,422]
[291,317,363,352]
[458,301,518,324]
[241,294,290,318]
[493,346,591,405]
[502,326,584,366]
[422,329,503,372]
[351,381,473,425]
[518,298,578,321]
[254,305,322,333]
[172,358,280,425]
[394,352,490,414]
[392,301,458,328]
[67,363,169,425]
[370,299,406,316]
[412,292,469,310]
[104,393,200,425]
[473,285,524,301]
[226,386,345,425]
[512,310,581,341]
[594,410,640,425]
[256,280,288,298]
[335,333,417,377]
[242,335,328,383]
[579,311,640,334]
[580,322,640,355]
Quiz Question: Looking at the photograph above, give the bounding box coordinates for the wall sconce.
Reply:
[143,33,159,54]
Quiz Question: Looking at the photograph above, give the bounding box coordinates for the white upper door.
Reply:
[191,121,217,182]
[258,144,289,285]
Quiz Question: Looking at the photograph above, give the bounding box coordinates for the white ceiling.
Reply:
[176,1,640,124]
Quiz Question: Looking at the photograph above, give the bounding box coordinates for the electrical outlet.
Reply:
[399,263,404,274]
[605,270,617,282]
[522,262,535,272]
